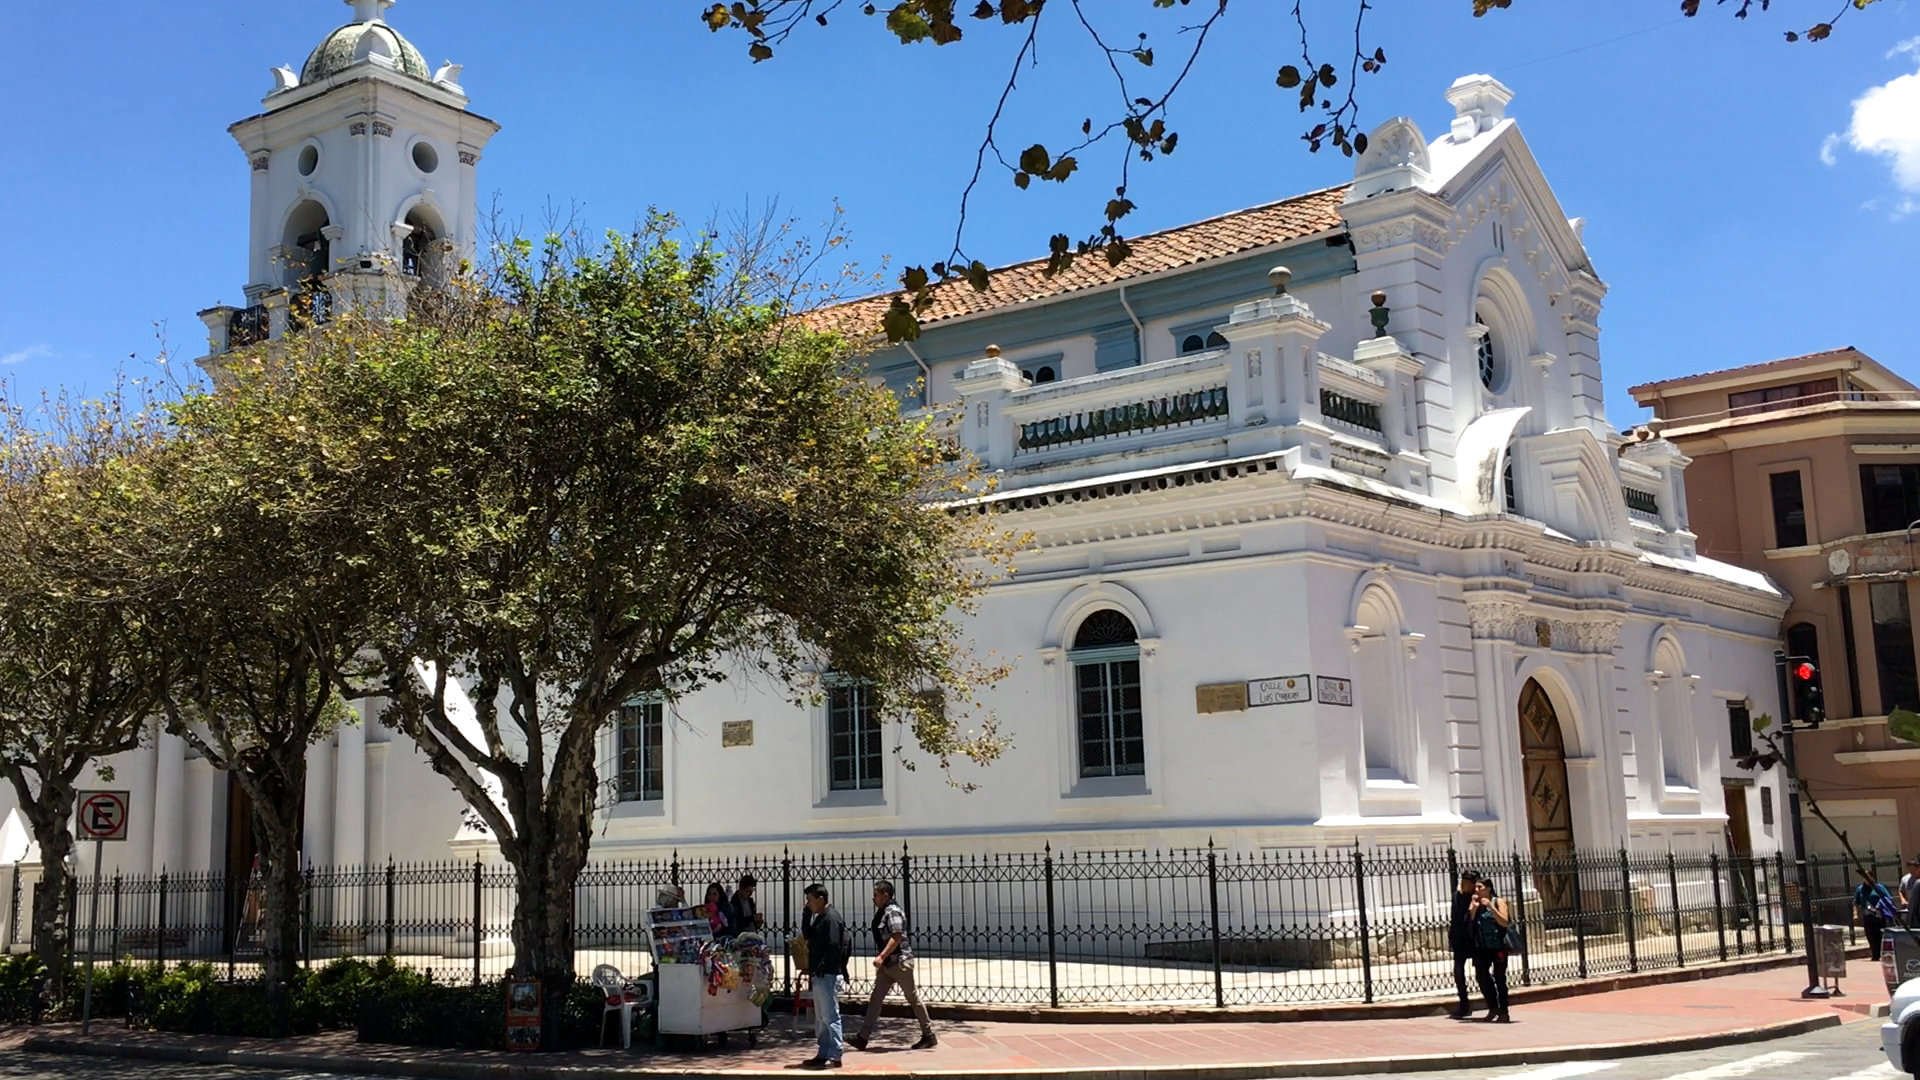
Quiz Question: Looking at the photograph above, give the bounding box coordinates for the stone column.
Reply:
[150,731,186,875]
[334,711,367,869]
[1216,269,1331,462]
[953,346,1025,471]
[304,736,336,868]
[184,755,217,876]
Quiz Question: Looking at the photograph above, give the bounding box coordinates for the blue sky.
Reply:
[2,0,1916,425]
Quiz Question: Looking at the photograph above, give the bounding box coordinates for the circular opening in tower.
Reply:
[412,141,440,174]
[297,145,320,177]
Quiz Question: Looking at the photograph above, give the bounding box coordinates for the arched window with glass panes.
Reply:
[1069,609,1144,778]
[1475,314,1500,392]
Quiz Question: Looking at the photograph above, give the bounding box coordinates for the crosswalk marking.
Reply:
[1658,1051,1817,1080]
[1491,1062,1621,1080]
[1817,1064,1901,1080]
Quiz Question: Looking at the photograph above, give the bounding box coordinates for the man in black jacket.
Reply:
[1448,870,1481,1020]
[799,884,850,1069]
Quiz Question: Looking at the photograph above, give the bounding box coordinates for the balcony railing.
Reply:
[1623,486,1661,521]
[227,305,269,349]
[1662,388,1920,428]
[1018,386,1228,453]
[1320,389,1383,433]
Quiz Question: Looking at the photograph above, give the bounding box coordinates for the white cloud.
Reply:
[0,344,50,365]
[1819,133,1839,166]
[1841,39,1920,211]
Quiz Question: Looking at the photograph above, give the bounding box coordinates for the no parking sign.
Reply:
[76,790,129,842]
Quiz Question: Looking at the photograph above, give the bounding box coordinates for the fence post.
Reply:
[671,850,682,893]
[385,860,396,957]
[899,843,912,928]
[110,872,122,963]
[1776,851,1792,954]
[1569,849,1587,980]
[155,871,168,970]
[1353,849,1374,1005]
[5,866,17,947]
[1511,850,1531,987]
[302,867,315,969]
[1666,850,1684,967]
[1710,852,1728,962]
[472,858,483,986]
[64,874,78,971]
[1207,842,1224,1009]
[1043,845,1059,1010]
[781,849,793,1006]
[1619,849,1638,974]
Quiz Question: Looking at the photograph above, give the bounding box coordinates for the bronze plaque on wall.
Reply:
[721,720,754,747]
[1195,683,1249,714]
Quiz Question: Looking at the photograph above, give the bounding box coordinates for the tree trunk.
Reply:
[253,795,307,1035]
[30,826,74,993]
[505,782,593,1049]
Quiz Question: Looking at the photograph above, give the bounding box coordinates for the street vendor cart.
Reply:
[645,904,769,1047]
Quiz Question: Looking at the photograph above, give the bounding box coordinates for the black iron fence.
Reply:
[14,845,1903,1009]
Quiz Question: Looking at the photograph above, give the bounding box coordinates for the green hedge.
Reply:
[357,978,607,1050]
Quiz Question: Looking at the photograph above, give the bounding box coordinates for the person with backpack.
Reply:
[1448,870,1482,1019]
[1855,867,1898,960]
[1468,876,1513,1023]
[799,883,852,1069]
[846,880,937,1051]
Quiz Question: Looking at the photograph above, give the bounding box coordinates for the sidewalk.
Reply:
[10,963,1889,1080]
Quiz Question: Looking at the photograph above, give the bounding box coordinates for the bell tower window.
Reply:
[1476,315,1499,391]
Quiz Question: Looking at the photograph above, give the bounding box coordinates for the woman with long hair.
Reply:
[1468,876,1512,1023]
[704,881,736,938]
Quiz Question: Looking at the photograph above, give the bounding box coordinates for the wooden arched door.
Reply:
[1518,678,1578,917]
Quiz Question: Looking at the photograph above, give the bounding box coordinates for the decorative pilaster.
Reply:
[953,344,1026,471]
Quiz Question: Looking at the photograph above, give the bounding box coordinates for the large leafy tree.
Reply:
[0,390,171,987]
[139,358,381,1016]
[702,0,1891,339]
[233,221,1015,1020]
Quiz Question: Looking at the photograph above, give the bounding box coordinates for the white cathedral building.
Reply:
[0,2,1794,926]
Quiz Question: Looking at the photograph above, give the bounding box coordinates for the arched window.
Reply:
[1205,331,1227,350]
[1032,365,1057,384]
[1070,610,1143,778]
[1181,334,1206,355]
[1354,589,1414,783]
[1475,314,1500,391]
[282,200,331,288]
[1502,451,1518,514]
[1653,637,1696,790]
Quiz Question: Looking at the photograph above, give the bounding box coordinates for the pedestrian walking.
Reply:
[1468,876,1512,1023]
[1900,856,1920,929]
[798,883,851,1069]
[846,880,937,1051]
[1448,870,1481,1020]
[1854,868,1897,959]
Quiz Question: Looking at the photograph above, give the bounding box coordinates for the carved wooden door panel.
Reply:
[1518,678,1578,917]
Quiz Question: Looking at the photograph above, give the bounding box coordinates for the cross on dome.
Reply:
[348,0,395,24]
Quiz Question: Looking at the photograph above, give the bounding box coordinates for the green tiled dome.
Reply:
[301,21,431,84]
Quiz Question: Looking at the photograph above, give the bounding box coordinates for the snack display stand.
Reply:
[645,905,766,1046]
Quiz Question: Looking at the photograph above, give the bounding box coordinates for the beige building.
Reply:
[1632,347,1920,860]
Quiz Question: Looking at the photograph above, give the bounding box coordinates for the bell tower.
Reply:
[198,0,499,365]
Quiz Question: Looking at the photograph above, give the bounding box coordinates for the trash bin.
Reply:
[1816,924,1848,986]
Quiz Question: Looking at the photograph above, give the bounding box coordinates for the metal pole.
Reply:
[302,867,314,970]
[1512,850,1531,987]
[110,872,122,963]
[1207,843,1224,1009]
[155,870,168,970]
[1776,851,1792,954]
[385,860,396,957]
[1776,648,1825,997]
[472,858,483,986]
[1619,849,1638,974]
[1353,849,1374,1004]
[80,838,103,1035]
[1570,848,1587,980]
[1711,852,1728,962]
[899,843,912,928]
[1667,850,1685,966]
[781,849,793,1007]
[1043,846,1059,1010]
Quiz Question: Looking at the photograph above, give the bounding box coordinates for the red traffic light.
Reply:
[1794,662,1817,682]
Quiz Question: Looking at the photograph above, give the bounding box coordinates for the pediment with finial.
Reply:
[1350,117,1431,198]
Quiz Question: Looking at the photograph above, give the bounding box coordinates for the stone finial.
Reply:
[1368,290,1390,339]
[348,0,395,24]
[1268,266,1293,295]
[1444,74,1514,142]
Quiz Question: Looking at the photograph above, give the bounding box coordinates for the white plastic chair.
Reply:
[591,963,652,1049]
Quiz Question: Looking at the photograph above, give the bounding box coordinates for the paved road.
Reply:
[0,1057,382,1080]
[1331,1017,1899,1080]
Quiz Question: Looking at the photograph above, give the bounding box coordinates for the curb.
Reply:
[878,945,1870,1025]
[19,1013,1847,1080]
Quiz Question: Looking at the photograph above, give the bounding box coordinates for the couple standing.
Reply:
[798,879,938,1069]
[1449,869,1515,1023]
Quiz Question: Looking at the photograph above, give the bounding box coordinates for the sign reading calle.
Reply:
[1247,675,1312,707]
[1317,676,1354,707]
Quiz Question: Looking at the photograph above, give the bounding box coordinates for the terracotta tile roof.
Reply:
[806,184,1351,338]
[1626,347,1874,401]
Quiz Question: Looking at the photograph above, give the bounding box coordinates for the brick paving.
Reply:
[8,961,1890,1078]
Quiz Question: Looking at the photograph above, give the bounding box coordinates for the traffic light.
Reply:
[1789,657,1825,726]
